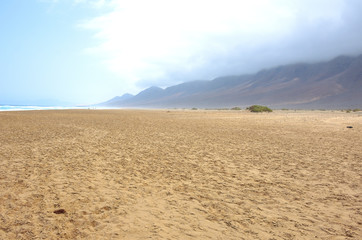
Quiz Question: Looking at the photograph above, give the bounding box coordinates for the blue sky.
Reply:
[1,0,362,106]
[1,0,118,105]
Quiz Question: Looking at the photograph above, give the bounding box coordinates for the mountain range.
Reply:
[99,54,362,109]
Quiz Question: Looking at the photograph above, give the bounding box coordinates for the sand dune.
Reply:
[0,109,361,239]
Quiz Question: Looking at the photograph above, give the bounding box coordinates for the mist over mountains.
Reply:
[100,54,362,109]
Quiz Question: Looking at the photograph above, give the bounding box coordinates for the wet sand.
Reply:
[0,109,361,239]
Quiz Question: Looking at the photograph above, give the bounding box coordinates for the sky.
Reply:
[1,0,362,105]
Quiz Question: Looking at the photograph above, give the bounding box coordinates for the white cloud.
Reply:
[43,0,109,7]
[77,0,362,91]
[79,1,289,87]
[79,0,108,8]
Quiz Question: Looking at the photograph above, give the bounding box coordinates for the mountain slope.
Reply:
[101,54,362,109]
[100,93,134,106]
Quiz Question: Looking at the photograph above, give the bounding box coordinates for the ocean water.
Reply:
[0,105,91,111]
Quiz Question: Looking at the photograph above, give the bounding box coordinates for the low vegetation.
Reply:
[231,107,241,110]
[246,105,272,112]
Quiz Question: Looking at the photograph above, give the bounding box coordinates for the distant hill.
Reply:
[99,54,362,109]
[99,93,134,106]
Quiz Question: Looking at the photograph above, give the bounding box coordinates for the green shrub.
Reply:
[353,108,361,112]
[231,107,241,110]
[191,107,198,110]
[246,105,272,112]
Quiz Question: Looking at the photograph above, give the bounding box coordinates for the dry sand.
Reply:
[0,109,361,239]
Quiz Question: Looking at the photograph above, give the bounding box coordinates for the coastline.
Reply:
[0,105,119,112]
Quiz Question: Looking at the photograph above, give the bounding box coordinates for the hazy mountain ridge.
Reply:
[101,54,362,109]
[101,93,134,106]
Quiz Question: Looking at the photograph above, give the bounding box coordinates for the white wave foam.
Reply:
[0,106,91,112]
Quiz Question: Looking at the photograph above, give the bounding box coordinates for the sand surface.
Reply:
[0,109,361,239]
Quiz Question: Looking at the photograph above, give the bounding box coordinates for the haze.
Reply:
[1,0,362,105]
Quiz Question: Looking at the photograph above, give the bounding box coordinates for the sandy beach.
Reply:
[0,109,361,239]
